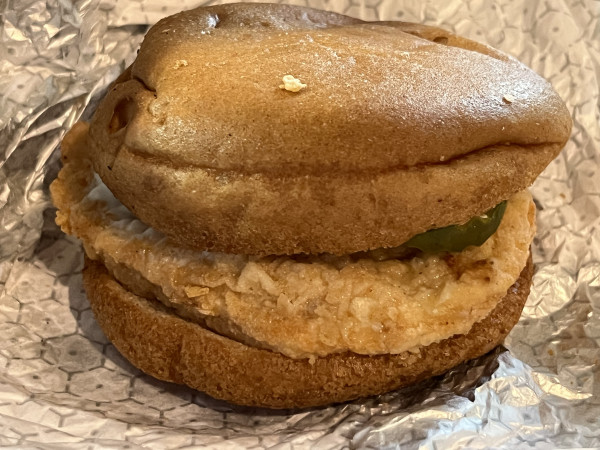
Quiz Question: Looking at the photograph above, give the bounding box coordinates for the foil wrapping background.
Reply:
[1,0,599,448]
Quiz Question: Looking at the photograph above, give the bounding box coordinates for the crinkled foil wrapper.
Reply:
[1,0,599,447]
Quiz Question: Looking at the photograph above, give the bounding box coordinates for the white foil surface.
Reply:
[1,0,599,448]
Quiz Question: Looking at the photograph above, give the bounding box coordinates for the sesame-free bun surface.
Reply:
[88,3,571,255]
[83,255,532,409]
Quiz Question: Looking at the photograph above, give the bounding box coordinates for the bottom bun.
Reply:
[82,254,533,409]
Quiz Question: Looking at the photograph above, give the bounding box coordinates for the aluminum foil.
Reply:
[1,0,599,447]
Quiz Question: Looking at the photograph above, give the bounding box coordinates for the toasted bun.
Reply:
[82,254,532,409]
[87,3,571,255]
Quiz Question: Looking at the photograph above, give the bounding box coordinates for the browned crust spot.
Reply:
[82,254,533,409]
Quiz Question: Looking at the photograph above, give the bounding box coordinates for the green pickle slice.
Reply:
[404,201,507,253]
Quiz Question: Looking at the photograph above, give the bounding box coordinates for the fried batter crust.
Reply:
[51,123,535,358]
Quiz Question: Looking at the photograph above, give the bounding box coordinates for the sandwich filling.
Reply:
[53,123,535,359]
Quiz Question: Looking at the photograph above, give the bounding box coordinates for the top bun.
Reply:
[88,3,571,255]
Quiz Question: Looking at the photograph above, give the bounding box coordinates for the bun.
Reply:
[83,255,532,409]
[86,3,571,255]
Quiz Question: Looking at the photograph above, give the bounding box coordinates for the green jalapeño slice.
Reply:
[404,201,507,253]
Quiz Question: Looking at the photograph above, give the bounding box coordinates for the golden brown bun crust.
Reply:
[88,3,571,254]
[83,254,533,409]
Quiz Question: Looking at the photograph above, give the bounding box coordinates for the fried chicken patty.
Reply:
[53,123,535,359]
